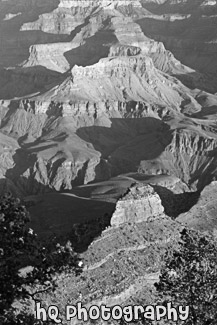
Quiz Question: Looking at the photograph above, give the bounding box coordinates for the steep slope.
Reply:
[111,183,165,226]
[138,127,217,190]
[177,181,217,234]
[31,214,182,325]
[35,55,190,104]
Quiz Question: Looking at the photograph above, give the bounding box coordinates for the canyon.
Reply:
[1,0,217,323]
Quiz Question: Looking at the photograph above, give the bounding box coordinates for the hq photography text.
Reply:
[35,302,190,323]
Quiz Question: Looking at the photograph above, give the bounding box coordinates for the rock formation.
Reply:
[178,181,217,234]
[111,183,165,226]
[139,0,217,83]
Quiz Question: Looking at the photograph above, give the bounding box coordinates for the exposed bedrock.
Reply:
[110,177,217,229]
[177,181,217,234]
[111,183,165,226]
[139,129,217,190]
[1,97,217,195]
[0,99,170,194]
[139,0,217,88]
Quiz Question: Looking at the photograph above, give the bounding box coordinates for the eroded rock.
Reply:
[111,183,165,226]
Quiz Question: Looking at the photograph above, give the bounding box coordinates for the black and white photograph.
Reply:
[0,0,217,324]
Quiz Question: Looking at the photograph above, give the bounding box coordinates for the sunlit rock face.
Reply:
[138,129,217,190]
[139,0,217,77]
[111,184,165,226]
[20,0,144,35]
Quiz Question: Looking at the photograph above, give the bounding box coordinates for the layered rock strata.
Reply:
[111,183,165,226]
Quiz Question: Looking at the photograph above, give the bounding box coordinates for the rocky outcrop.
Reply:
[35,54,189,105]
[20,1,93,35]
[22,43,73,73]
[139,0,217,80]
[20,0,146,36]
[177,181,217,234]
[111,184,165,226]
[139,129,217,190]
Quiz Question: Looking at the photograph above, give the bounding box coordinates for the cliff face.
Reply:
[35,55,189,104]
[177,181,217,234]
[20,0,96,35]
[139,0,217,82]
[139,129,217,190]
[111,183,165,226]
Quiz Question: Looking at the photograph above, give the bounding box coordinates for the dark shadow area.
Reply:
[69,15,91,41]
[18,132,68,149]
[65,18,118,68]
[46,101,63,117]
[76,116,173,161]
[172,71,217,94]
[27,190,115,252]
[190,105,217,119]
[153,185,201,219]
[0,178,22,198]
[0,173,115,253]
[137,16,188,39]
[0,0,60,23]
[49,132,68,142]
[68,213,112,253]
[5,147,43,192]
[68,175,135,204]
[20,143,58,154]
[0,66,66,99]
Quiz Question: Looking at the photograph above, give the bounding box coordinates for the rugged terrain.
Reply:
[1,0,217,323]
